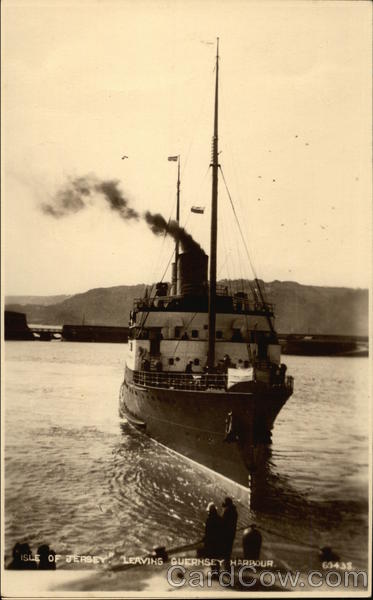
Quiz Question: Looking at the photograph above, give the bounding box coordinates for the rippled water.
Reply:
[4,342,370,571]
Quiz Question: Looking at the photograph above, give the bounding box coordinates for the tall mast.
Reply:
[207,38,219,370]
[170,155,180,295]
[175,156,180,265]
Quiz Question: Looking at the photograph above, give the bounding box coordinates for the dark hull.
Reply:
[119,370,291,488]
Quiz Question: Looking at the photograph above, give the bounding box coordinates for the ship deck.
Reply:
[126,367,294,394]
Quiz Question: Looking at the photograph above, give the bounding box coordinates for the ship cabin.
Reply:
[126,251,290,392]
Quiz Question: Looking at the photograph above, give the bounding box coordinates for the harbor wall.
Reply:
[4,311,35,341]
[61,324,129,343]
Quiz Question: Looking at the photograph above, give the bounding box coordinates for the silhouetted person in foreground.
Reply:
[7,543,22,569]
[319,546,340,563]
[37,544,56,569]
[199,503,223,577]
[242,524,262,559]
[8,543,37,569]
[221,496,238,567]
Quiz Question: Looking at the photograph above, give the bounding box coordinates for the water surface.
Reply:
[4,342,369,571]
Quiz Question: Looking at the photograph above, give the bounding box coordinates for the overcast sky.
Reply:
[2,0,371,296]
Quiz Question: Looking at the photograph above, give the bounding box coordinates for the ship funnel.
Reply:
[177,251,208,296]
[171,262,177,295]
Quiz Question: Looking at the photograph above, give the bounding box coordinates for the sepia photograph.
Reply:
[1,0,372,598]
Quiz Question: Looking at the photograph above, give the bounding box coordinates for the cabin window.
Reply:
[168,358,174,365]
[194,358,200,366]
[191,330,199,338]
[216,330,223,339]
[175,327,181,338]
[244,360,249,368]
[175,357,180,362]
[203,324,208,330]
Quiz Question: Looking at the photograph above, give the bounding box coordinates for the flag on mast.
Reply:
[191,206,205,214]
[168,156,178,161]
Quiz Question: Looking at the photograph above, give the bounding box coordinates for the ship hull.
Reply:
[119,370,291,488]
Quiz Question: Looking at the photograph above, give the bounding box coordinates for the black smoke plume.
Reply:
[41,175,139,221]
[144,211,206,256]
[42,175,205,255]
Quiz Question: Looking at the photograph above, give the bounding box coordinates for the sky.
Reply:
[2,0,372,296]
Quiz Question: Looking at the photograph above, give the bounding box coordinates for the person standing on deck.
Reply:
[222,354,232,373]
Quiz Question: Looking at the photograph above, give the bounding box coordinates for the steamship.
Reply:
[119,41,294,488]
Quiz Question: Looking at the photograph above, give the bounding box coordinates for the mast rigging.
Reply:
[207,38,219,370]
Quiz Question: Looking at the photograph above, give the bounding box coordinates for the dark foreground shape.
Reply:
[4,311,34,341]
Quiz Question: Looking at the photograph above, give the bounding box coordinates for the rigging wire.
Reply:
[219,165,276,335]
[171,312,199,359]
[160,249,176,284]
[219,166,260,304]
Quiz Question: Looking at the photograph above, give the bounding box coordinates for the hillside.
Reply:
[5,285,146,327]
[5,280,369,335]
[5,294,71,306]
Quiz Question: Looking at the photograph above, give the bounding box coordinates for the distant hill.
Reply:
[5,285,146,327]
[5,294,71,306]
[5,280,368,335]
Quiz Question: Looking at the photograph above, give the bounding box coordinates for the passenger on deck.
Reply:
[223,354,232,373]
[216,360,225,374]
[141,357,150,371]
[280,363,287,381]
[155,360,163,372]
[181,332,189,340]
[242,524,262,560]
[185,361,193,374]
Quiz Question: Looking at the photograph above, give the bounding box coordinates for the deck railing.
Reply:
[129,368,292,392]
[133,295,274,314]
[131,369,227,391]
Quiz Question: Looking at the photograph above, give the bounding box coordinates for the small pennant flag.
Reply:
[191,206,205,214]
[168,155,178,161]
